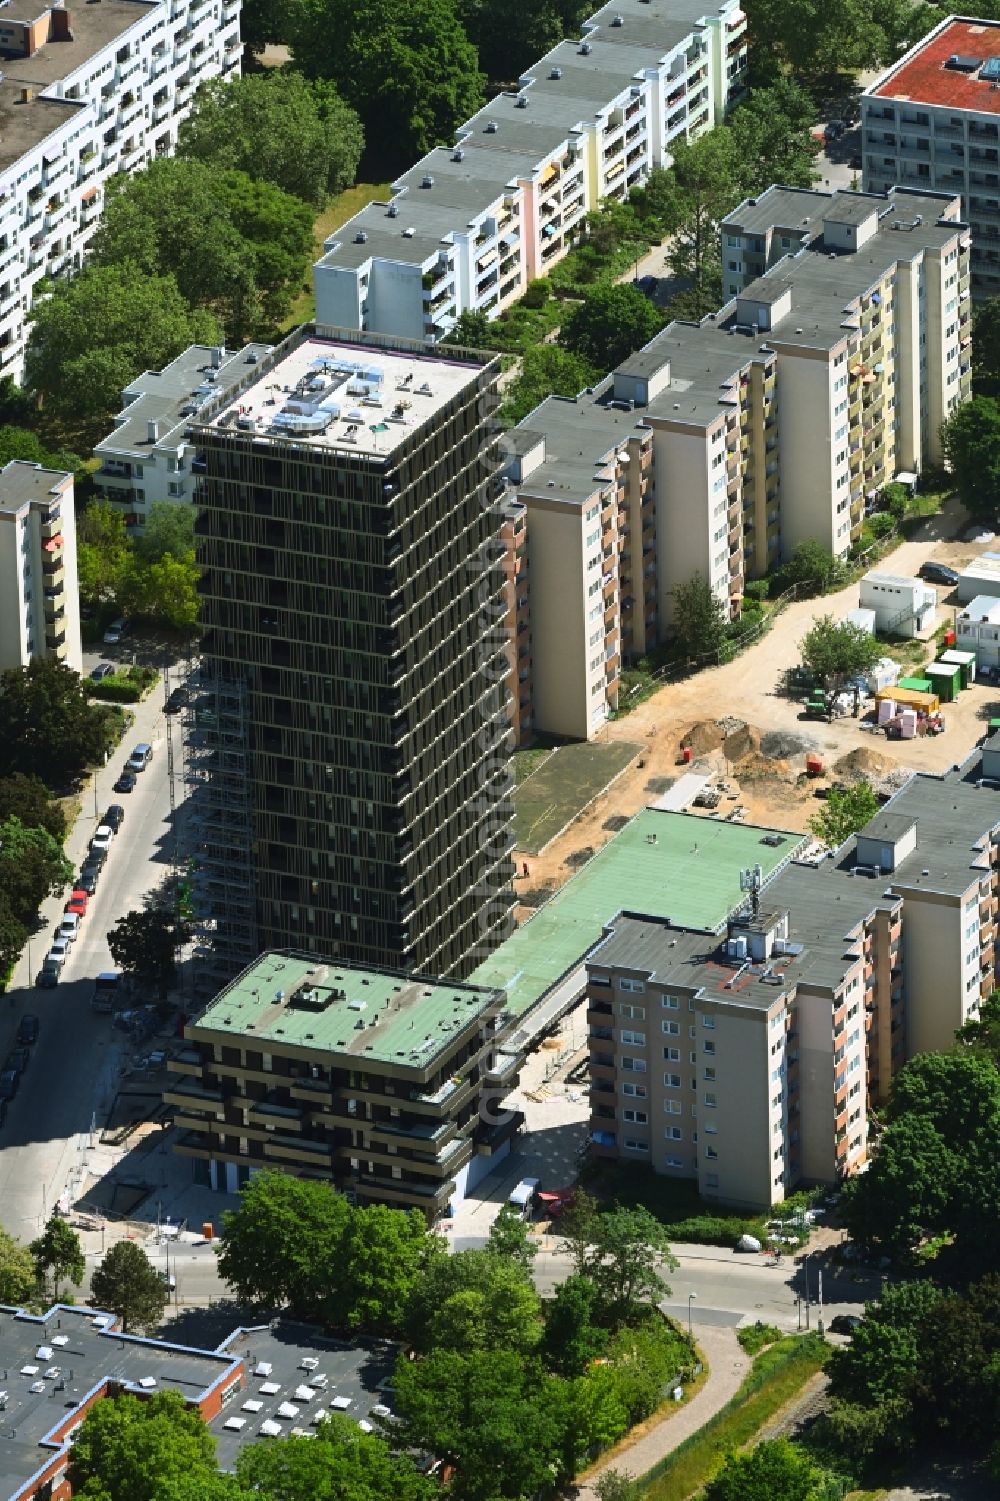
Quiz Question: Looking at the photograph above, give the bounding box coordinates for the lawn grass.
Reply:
[512,746,554,785]
[279,180,394,331]
[640,1334,829,1501]
[512,738,640,855]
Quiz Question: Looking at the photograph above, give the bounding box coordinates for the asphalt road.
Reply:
[0,665,175,1242]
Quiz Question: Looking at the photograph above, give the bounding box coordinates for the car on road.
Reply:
[114,769,137,794]
[103,804,125,832]
[165,686,188,714]
[0,1069,18,1101]
[16,1015,39,1045]
[77,867,99,896]
[37,964,60,987]
[824,120,846,141]
[91,825,114,855]
[829,1314,863,1335]
[58,911,80,944]
[90,663,115,682]
[127,743,153,772]
[4,1046,29,1077]
[103,618,126,645]
[66,890,89,919]
[45,939,68,968]
[918,560,959,587]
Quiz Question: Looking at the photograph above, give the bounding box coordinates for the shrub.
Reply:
[521,277,552,310]
[737,1321,783,1356]
[743,579,769,603]
[867,512,896,540]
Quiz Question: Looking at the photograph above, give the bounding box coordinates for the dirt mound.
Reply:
[724,723,760,762]
[833,746,897,780]
[737,752,791,782]
[565,846,595,869]
[761,730,814,760]
[681,720,725,754]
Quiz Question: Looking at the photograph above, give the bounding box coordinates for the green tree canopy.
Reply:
[799,616,881,706]
[0,423,81,474]
[89,1241,169,1334]
[657,132,740,314]
[235,1412,435,1501]
[487,1201,539,1268]
[30,1214,85,1301]
[558,1193,677,1326]
[703,1437,838,1501]
[289,0,485,164]
[69,1389,216,1501]
[500,345,599,426]
[134,502,196,563]
[0,772,66,841]
[559,282,662,372]
[238,0,302,53]
[0,1226,37,1305]
[777,539,846,595]
[405,1247,541,1355]
[78,498,132,606]
[330,1203,438,1333]
[180,73,363,207]
[217,1169,352,1315]
[670,573,729,664]
[0,658,112,785]
[972,296,1000,396]
[24,262,219,433]
[541,1273,607,1375]
[744,0,911,79]
[90,159,314,342]
[116,551,200,634]
[458,0,592,83]
[106,908,190,997]
[809,783,878,848]
[941,396,1000,520]
[728,80,820,193]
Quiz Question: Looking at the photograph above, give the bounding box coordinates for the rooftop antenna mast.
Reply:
[739,864,763,920]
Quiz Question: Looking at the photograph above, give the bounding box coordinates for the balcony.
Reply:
[263,1135,334,1167]
[164,1077,223,1111]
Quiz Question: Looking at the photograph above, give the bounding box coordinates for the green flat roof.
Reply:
[192,952,500,1070]
[470,809,806,1020]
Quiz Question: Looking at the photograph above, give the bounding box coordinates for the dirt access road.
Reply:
[518,500,999,895]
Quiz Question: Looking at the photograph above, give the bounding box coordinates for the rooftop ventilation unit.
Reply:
[485,119,498,132]
[354,230,368,243]
[403,227,416,237]
[516,95,528,108]
[611,12,624,25]
[550,66,562,78]
[453,148,465,161]
[422,174,435,188]
[579,40,592,53]
[945,53,982,72]
[387,202,399,217]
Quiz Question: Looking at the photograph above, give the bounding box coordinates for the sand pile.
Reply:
[681,721,725,754]
[737,752,792,782]
[761,730,815,759]
[724,723,760,762]
[833,746,897,780]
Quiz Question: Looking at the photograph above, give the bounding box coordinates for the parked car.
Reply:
[37,963,60,988]
[919,560,959,586]
[103,804,125,832]
[90,663,115,682]
[45,939,68,968]
[4,1046,29,1077]
[58,911,80,944]
[0,1069,18,1101]
[114,769,137,794]
[77,867,99,896]
[81,854,104,882]
[165,686,188,714]
[126,743,153,772]
[103,618,126,645]
[829,1314,864,1335]
[16,1015,39,1045]
[824,120,845,141]
[91,825,114,855]
[66,889,89,918]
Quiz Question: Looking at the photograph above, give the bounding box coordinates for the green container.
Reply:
[897,676,933,695]
[923,662,959,703]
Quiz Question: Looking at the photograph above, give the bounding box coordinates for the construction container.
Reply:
[876,685,940,712]
[846,606,876,634]
[939,648,975,687]
[924,660,960,703]
[897,675,933,695]
[867,656,900,694]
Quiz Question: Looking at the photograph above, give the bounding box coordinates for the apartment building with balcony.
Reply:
[0,459,80,673]
[0,0,240,381]
[169,950,523,1217]
[314,0,747,343]
[93,342,273,526]
[862,16,1000,300]
[190,325,515,985]
[583,757,1000,1208]
[500,185,969,742]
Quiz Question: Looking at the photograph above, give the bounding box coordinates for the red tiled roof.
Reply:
[874,18,1000,115]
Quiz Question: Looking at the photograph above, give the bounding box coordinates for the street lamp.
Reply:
[687,1292,697,1338]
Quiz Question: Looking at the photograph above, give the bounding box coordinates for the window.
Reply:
[621,1029,645,1046]
[664,1126,683,1140]
[623,1108,648,1124]
[662,1019,679,1035]
[661,994,679,1009]
[664,1071,681,1087]
[704,1092,717,1107]
[705,1172,719,1188]
[663,1047,680,1062]
[621,1081,647,1098]
[664,1099,682,1114]
[620,1003,645,1020]
[621,1055,647,1073]
[623,1137,649,1153]
[702,1015,715,1029]
[665,1155,684,1168]
[706,1145,718,1159]
[703,1066,716,1081]
[620,977,645,994]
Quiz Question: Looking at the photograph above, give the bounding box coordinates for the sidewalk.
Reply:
[575,1324,751,1499]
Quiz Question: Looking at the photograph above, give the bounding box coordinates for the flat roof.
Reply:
[871,17,1000,116]
[190,951,502,1069]
[511,385,652,504]
[880,764,1000,896]
[1,0,157,90]
[0,459,69,513]
[196,331,489,459]
[96,344,274,459]
[765,861,901,991]
[210,1324,395,1473]
[468,809,805,1019]
[0,77,82,169]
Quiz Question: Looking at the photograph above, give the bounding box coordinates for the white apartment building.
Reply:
[0,0,240,381]
[314,0,747,342]
[861,15,1000,301]
[94,341,272,524]
[502,184,970,742]
[0,459,81,674]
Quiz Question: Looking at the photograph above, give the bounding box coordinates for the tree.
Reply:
[68,1389,216,1501]
[972,296,1000,396]
[670,573,728,663]
[236,1415,435,1501]
[594,1471,641,1501]
[459,0,592,83]
[744,0,909,79]
[90,160,315,342]
[77,498,132,606]
[116,551,201,634]
[799,615,881,713]
[0,893,28,990]
[0,772,65,840]
[941,396,1000,520]
[0,816,73,926]
[25,264,220,434]
[134,502,196,563]
[956,989,1000,1069]
[442,309,500,350]
[809,783,878,848]
[501,345,599,426]
[559,283,662,372]
[331,1203,438,1333]
[289,0,485,165]
[0,423,80,474]
[238,0,302,53]
[0,658,111,784]
[180,73,363,208]
[659,132,741,315]
[0,1225,37,1305]
[703,1438,837,1501]
[777,539,845,595]
[405,1247,541,1355]
[89,1241,169,1333]
[541,1273,607,1374]
[217,1169,351,1315]
[559,1201,676,1327]
[107,908,190,997]
[30,1215,85,1301]
[728,80,820,194]
[488,1201,539,1268]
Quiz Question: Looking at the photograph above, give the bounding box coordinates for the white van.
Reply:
[58,912,80,944]
[507,1177,539,1218]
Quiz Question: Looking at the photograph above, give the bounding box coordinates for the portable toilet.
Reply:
[924,660,960,703]
[939,648,976,688]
